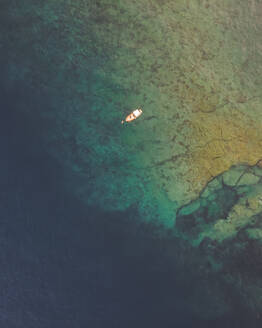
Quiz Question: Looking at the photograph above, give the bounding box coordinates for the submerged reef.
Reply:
[2,0,262,225]
[176,162,262,245]
[2,0,262,322]
[176,162,262,316]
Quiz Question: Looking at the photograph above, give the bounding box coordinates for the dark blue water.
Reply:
[0,88,257,327]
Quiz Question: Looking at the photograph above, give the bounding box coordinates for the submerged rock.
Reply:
[176,163,262,246]
[237,172,260,186]
[222,165,247,187]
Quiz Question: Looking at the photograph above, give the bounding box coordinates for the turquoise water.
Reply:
[2,0,262,326]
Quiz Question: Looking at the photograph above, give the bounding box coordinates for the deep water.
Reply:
[0,87,260,328]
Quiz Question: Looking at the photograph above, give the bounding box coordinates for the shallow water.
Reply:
[2,0,262,326]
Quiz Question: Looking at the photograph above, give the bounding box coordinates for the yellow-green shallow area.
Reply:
[2,0,262,322]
